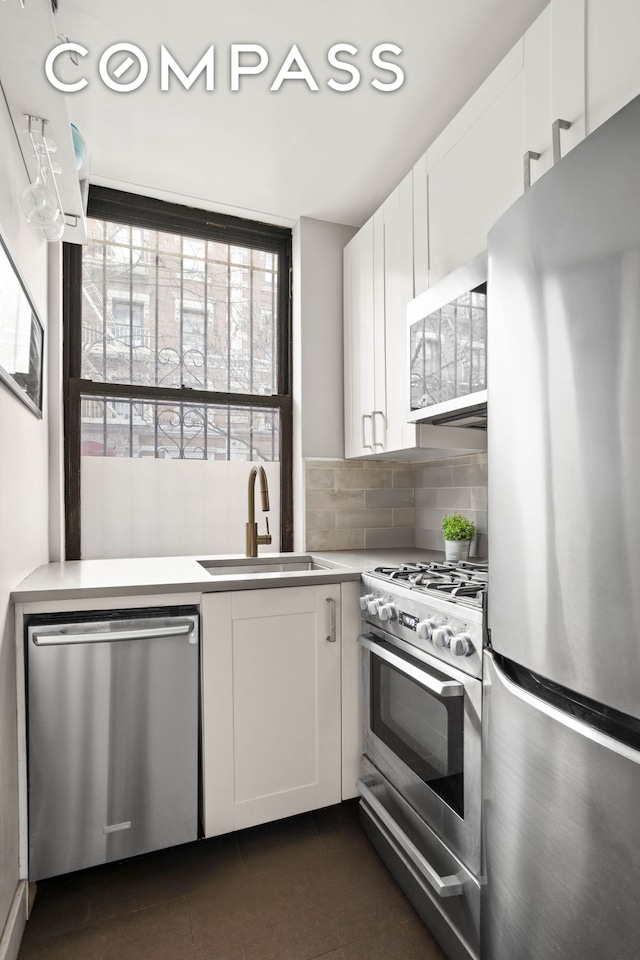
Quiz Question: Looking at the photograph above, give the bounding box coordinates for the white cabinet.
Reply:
[344,183,419,458]
[413,153,429,297]
[201,584,343,837]
[586,0,640,134]
[381,172,418,452]
[343,217,385,458]
[426,43,525,286]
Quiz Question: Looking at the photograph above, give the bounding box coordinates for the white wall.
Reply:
[292,217,356,550]
[81,459,280,559]
[0,91,50,936]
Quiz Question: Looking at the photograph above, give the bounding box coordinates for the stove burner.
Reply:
[370,560,488,609]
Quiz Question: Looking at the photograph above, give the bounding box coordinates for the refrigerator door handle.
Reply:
[357,634,464,697]
[357,778,464,898]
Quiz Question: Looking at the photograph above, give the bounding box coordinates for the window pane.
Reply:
[81,219,279,394]
[80,396,280,462]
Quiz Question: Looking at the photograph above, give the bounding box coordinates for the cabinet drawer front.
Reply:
[230,585,317,619]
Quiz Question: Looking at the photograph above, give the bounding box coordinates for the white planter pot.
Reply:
[444,539,471,562]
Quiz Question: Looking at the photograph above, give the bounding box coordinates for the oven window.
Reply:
[371,654,464,817]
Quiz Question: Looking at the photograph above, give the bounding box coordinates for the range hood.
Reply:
[407,252,487,430]
[417,391,487,429]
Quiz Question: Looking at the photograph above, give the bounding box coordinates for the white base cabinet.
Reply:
[202,584,343,837]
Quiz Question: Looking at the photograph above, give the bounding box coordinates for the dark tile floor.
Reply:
[18,800,447,960]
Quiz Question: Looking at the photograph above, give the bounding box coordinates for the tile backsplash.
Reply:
[414,453,488,557]
[305,460,415,551]
[304,452,488,557]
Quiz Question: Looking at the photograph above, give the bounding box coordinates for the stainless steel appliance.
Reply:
[485,92,640,960]
[407,253,487,429]
[357,561,486,960]
[26,605,200,880]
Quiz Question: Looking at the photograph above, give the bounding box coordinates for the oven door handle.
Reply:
[357,634,464,698]
[357,778,464,898]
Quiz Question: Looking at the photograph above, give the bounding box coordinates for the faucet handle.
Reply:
[257,516,272,546]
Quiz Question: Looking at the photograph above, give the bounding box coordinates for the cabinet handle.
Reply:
[523,150,541,191]
[372,410,385,448]
[326,597,337,642]
[361,414,373,450]
[552,118,572,165]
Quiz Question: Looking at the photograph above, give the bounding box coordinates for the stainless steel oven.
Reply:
[357,563,486,960]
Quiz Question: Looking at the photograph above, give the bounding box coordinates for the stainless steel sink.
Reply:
[198,557,329,576]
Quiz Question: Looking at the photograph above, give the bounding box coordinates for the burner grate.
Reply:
[370,560,488,609]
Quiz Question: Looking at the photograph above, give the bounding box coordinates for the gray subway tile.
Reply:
[365,527,415,549]
[392,466,415,488]
[475,533,488,559]
[305,509,336,532]
[335,467,393,490]
[470,486,488,510]
[306,488,365,510]
[451,462,488,487]
[415,528,445,552]
[415,487,438,508]
[365,488,414,509]
[305,529,365,551]
[335,508,393,529]
[414,507,448,532]
[306,468,335,489]
[393,508,415,528]
[436,487,472,510]
[415,465,453,488]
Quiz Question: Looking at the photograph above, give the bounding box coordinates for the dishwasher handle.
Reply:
[31,619,197,646]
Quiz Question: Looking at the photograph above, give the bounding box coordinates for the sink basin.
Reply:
[198,557,329,576]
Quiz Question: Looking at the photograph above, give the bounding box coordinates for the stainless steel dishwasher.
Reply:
[25,605,200,880]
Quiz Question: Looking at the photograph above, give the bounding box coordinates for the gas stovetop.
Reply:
[368,560,488,611]
[360,560,487,678]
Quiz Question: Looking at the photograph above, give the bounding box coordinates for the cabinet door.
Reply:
[382,172,418,452]
[427,43,524,286]
[344,220,376,457]
[413,153,429,297]
[551,0,586,158]
[524,6,553,186]
[586,0,640,134]
[201,585,341,837]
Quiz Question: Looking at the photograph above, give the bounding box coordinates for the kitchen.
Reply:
[1,1,640,959]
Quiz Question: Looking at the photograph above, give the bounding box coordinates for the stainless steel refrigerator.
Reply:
[485,92,640,960]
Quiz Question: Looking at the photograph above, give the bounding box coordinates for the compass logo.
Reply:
[44,42,405,94]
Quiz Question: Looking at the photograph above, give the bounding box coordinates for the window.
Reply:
[64,187,292,559]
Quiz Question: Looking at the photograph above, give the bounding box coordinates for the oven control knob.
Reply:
[367,598,382,616]
[360,594,375,611]
[451,634,474,658]
[432,625,454,649]
[416,618,437,640]
[379,603,397,622]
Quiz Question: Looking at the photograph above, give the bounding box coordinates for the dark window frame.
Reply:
[63,186,293,560]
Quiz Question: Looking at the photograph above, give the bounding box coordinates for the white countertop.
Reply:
[11,548,446,603]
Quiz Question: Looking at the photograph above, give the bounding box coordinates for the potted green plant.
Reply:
[441,514,476,562]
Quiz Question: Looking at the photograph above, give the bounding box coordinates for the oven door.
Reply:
[359,626,481,875]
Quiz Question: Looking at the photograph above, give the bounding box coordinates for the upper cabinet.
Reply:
[344,0,640,461]
[344,216,384,458]
[586,0,640,134]
[343,167,487,461]
[426,44,525,287]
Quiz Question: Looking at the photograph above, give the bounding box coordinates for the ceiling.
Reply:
[55,0,548,228]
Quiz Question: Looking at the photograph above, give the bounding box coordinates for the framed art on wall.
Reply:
[0,230,44,417]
